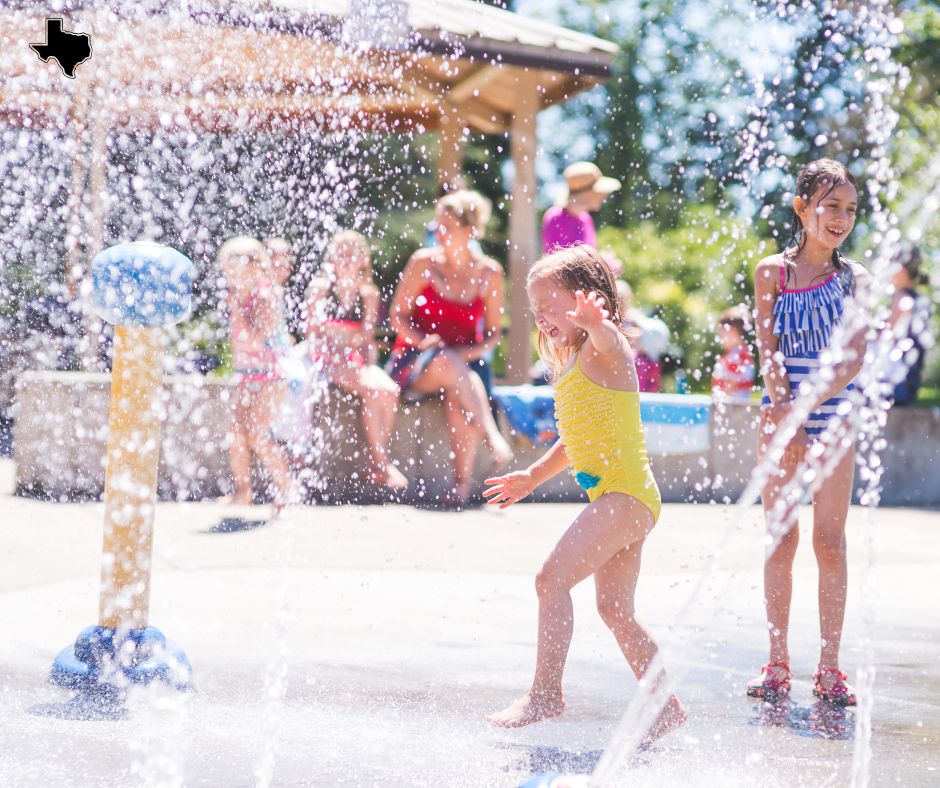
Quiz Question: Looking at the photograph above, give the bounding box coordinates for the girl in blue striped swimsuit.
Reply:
[748,158,869,707]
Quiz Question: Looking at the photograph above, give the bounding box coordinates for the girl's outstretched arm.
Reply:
[483,440,569,509]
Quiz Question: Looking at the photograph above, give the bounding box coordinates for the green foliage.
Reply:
[549,0,938,391]
[889,3,940,387]
[597,204,770,384]
[369,203,428,301]
[916,387,940,408]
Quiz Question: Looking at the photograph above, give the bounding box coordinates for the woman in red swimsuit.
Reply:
[305,231,408,491]
[387,190,513,508]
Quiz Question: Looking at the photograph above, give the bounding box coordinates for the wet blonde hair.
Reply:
[216,236,268,274]
[323,230,374,284]
[436,189,492,238]
[527,244,625,381]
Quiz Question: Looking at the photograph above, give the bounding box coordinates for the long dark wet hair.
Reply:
[785,157,857,288]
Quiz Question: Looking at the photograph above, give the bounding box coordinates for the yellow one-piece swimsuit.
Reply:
[554,355,662,523]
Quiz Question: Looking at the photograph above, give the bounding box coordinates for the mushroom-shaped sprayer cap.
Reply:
[91,242,193,327]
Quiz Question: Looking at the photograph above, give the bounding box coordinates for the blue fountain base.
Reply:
[51,625,192,694]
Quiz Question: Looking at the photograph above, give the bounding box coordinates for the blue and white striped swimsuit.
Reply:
[761,265,857,438]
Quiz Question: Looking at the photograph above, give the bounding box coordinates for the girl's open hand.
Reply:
[566,290,609,331]
[760,404,810,471]
[418,333,444,351]
[483,470,536,509]
[783,425,810,472]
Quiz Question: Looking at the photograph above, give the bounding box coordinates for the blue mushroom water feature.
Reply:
[51,242,195,701]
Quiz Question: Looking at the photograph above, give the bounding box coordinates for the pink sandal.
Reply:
[747,660,791,701]
[813,667,857,707]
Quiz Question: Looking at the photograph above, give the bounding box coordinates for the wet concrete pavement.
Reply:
[0,483,937,786]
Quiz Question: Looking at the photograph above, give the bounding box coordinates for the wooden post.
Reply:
[86,111,109,264]
[63,90,91,302]
[81,110,111,370]
[437,100,465,190]
[98,325,165,629]
[506,69,539,384]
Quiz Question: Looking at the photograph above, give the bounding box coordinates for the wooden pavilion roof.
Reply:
[1,0,618,134]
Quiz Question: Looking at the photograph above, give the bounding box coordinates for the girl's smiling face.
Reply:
[528,275,582,348]
[796,181,858,249]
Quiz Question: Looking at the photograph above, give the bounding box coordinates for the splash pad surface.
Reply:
[0,495,937,786]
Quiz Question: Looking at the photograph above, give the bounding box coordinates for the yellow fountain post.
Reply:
[51,242,194,700]
[98,324,165,629]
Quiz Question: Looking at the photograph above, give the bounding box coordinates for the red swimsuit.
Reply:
[394,282,484,350]
[387,279,485,387]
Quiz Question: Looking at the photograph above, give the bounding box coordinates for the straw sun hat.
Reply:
[561,161,622,203]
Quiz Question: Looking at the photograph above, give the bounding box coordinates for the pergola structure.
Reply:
[1,0,617,383]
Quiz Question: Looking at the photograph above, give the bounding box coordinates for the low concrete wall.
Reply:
[706,399,940,507]
[12,372,940,506]
[14,373,233,501]
[12,372,522,503]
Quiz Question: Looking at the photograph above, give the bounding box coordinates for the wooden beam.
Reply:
[448,64,503,104]
[458,96,510,134]
[63,91,90,302]
[539,75,604,109]
[506,69,539,385]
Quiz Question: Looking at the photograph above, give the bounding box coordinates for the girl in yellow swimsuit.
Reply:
[483,244,686,747]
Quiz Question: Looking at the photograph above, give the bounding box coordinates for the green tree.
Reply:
[890,3,940,391]
[598,204,770,389]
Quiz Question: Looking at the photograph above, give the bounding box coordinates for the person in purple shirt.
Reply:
[542,161,621,253]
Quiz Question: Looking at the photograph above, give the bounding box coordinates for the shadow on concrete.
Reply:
[497,743,605,778]
[27,687,127,721]
[204,517,270,534]
[749,697,854,740]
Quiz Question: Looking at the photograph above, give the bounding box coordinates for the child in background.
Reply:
[263,236,296,352]
[483,245,686,745]
[712,305,756,400]
[616,277,669,393]
[884,243,930,405]
[751,158,868,706]
[219,236,296,515]
[304,231,407,491]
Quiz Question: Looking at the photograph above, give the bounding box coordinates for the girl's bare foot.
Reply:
[366,461,409,490]
[486,690,565,728]
[640,695,688,748]
[383,463,409,490]
[220,489,253,505]
[270,484,302,519]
